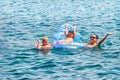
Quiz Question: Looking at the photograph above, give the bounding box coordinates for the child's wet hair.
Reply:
[42,36,48,41]
[68,30,74,33]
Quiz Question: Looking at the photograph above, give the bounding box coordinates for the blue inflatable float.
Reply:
[53,23,85,49]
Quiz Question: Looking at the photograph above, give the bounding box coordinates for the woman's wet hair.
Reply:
[95,35,99,39]
[91,34,99,39]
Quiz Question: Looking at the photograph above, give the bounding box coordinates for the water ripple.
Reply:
[0,0,120,80]
[76,64,103,70]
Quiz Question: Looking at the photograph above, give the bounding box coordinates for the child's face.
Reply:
[67,32,74,39]
[42,38,48,44]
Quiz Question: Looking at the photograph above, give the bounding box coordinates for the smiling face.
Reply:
[90,34,98,42]
[42,37,49,45]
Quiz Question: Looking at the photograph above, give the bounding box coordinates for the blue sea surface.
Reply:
[0,0,120,80]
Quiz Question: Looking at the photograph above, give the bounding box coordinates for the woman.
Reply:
[86,33,113,48]
[66,32,113,48]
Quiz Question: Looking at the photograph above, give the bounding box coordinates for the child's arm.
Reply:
[65,24,69,35]
[73,26,76,35]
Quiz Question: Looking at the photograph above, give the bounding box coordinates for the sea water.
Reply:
[0,0,120,80]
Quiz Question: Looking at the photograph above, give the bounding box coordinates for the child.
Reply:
[35,36,52,50]
[58,24,76,44]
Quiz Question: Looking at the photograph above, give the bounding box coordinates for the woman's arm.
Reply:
[97,32,113,46]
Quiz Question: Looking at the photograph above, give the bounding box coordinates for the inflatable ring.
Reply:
[54,23,84,49]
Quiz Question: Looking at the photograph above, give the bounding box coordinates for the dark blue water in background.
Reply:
[0,0,120,80]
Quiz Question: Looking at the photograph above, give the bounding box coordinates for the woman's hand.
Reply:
[107,32,113,35]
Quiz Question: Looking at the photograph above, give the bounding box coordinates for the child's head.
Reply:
[66,31,75,39]
[42,36,49,45]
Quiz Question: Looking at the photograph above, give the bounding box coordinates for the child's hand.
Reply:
[73,26,76,30]
[66,23,70,28]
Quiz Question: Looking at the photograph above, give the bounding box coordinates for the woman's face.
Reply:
[90,35,98,42]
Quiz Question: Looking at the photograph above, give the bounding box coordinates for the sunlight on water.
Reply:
[0,0,120,80]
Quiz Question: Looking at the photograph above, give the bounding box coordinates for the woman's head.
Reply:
[90,34,98,42]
